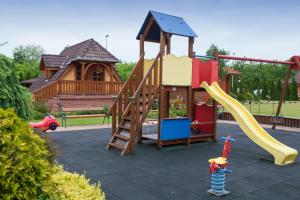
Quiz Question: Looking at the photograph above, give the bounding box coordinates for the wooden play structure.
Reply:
[107,11,217,154]
[106,11,299,165]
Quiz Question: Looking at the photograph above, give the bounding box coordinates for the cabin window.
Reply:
[93,67,104,81]
[76,65,81,80]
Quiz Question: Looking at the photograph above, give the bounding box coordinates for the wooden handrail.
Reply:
[133,52,160,98]
[108,52,145,115]
[129,52,160,142]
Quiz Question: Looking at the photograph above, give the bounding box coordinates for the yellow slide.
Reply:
[201,81,298,165]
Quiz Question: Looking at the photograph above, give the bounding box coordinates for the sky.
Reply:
[1,0,300,62]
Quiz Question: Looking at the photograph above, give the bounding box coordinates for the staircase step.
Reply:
[109,142,125,150]
[119,125,131,130]
[115,134,129,141]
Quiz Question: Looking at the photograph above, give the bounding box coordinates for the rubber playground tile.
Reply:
[51,123,300,200]
[145,183,201,200]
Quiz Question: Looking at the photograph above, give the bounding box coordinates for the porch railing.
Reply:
[33,80,123,102]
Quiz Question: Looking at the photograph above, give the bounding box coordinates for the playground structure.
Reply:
[107,11,299,165]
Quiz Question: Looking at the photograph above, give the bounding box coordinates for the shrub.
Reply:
[0,108,53,199]
[0,54,33,120]
[43,166,105,200]
[0,108,106,200]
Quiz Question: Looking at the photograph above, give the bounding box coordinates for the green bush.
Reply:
[0,54,33,120]
[0,108,53,199]
[42,166,105,200]
[34,102,49,114]
[0,108,106,199]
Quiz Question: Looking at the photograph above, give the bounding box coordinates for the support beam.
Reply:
[166,34,171,54]
[217,54,294,65]
[143,17,154,40]
[110,64,114,93]
[81,62,86,94]
[139,34,145,84]
[188,37,194,58]
[158,31,166,148]
[272,65,292,129]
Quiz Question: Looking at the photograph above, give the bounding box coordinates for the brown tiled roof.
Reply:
[60,38,119,63]
[28,74,48,92]
[30,39,120,92]
[42,54,68,68]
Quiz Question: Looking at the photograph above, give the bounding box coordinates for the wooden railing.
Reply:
[109,53,145,135]
[33,80,123,102]
[130,52,160,147]
[219,112,300,128]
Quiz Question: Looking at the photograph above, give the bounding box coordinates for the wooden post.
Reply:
[212,99,217,141]
[140,34,145,84]
[272,65,292,129]
[187,87,193,118]
[110,64,113,94]
[158,31,165,148]
[112,104,116,136]
[129,97,136,154]
[166,34,171,54]
[81,62,85,94]
[188,37,194,58]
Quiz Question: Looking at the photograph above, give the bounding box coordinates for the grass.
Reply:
[32,101,300,126]
[33,116,112,127]
[240,101,300,119]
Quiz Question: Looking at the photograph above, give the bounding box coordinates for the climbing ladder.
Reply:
[107,53,160,155]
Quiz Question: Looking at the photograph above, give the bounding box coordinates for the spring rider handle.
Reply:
[221,136,235,158]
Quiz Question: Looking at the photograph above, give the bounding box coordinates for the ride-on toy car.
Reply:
[30,114,60,132]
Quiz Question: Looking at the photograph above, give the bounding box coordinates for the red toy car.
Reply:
[30,114,60,132]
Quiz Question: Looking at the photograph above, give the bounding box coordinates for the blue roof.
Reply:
[136,11,197,42]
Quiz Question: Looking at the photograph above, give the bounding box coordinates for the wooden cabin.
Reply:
[26,39,122,111]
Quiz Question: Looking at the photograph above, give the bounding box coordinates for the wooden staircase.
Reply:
[107,53,160,155]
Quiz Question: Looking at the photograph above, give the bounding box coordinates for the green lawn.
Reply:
[33,116,112,127]
[240,101,300,119]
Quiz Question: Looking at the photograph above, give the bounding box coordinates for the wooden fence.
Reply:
[219,112,300,128]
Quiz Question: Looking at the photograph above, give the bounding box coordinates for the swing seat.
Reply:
[270,115,284,125]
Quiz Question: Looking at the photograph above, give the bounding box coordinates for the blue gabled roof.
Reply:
[136,11,197,42]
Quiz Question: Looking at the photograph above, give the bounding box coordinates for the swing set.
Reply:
[214,52,300,129]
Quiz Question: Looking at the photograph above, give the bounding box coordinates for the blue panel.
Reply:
[160,118,191,141]
[137,11,197,42]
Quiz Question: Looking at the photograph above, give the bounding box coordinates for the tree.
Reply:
[115,61,136,81]
[290,78,298,101]
[13,44,44,64]
[206,44,229,78]
[0,54,33,119]
[275,79,282,101]
[12,45,44,81]
[285,83,290,101]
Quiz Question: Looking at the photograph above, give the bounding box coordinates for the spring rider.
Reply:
[207,136,235,196]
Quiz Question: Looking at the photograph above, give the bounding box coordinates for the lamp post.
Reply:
[105,35,109,49]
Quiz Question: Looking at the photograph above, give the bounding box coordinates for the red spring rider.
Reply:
[207,136,235,196]
[30,113,60,132]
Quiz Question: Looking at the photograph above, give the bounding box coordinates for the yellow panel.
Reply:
[162,54,192,86]
[143,58,160,78]
[143,58,160,85]
[201,81,298,165]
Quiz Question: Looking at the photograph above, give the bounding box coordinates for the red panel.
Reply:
[194,103,214,133]
[192,59,219,88]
